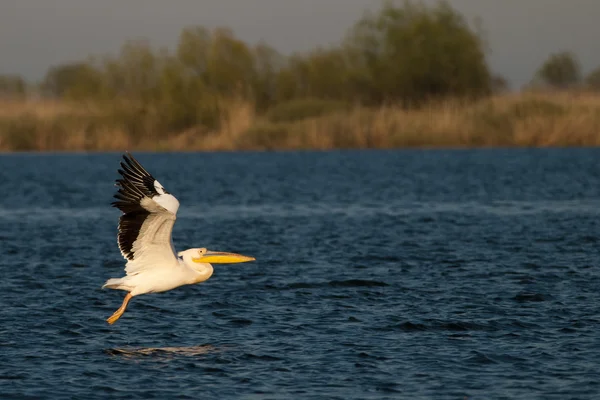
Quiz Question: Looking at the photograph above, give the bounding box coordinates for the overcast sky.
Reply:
[1,0,598,88]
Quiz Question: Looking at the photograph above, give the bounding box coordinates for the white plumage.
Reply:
[102,152,255,325]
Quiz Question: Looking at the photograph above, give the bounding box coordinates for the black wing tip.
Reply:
[112,151,163,211]
[120,152,153,179]
[122,151,135,165]
[119,151,138,172]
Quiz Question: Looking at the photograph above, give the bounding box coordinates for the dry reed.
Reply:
[1,92,600,152]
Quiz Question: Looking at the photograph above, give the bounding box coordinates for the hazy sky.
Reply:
[1,0,598,88]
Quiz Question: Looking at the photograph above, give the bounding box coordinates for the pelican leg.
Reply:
[107,293,133,325]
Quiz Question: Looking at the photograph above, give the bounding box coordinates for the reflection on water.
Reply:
[104,344,220,359]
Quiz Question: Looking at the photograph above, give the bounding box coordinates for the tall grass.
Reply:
[1,92,600,151]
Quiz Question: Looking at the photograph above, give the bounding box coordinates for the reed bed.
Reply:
[1,92,599,151]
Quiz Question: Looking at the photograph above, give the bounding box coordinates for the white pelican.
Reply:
[103,152,255,324]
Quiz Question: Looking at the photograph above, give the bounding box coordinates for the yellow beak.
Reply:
[192,251,256,264]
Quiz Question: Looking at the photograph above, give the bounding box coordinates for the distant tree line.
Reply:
[1,0,598,137]
[532,51,600,91]
[0,1,488,136]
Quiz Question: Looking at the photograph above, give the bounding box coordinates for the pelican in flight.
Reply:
[103,152,255,324]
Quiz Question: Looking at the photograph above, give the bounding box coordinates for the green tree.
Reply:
[535,51,581,88]
[303,47,351,100]
[274,47,352,103]
[275,54,310,102]
[177,26,211,77]
[0,74,26,98]
[106,40,163,102]
[175,26,258,127]
[342,0,491,105]
[250,41,284,111]
[176,26,255,96]
[155,57,200,131]
[205,28,254,96]
[585,66,600,91]
[42,62,104,98]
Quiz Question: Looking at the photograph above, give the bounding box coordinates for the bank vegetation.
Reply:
[1,1,599,151]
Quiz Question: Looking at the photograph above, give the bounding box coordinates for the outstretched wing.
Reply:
[112,152,181,275]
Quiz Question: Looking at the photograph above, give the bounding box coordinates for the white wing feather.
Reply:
[111,153,181,276]
[124,197,179,276]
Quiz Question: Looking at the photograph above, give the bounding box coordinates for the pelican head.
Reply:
[179,248,255,265]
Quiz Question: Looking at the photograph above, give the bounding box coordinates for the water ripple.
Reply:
[2,150,600,399]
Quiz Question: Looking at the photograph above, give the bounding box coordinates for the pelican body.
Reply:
[103,153,255,324]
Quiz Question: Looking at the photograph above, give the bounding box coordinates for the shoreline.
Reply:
[2,145,600,154]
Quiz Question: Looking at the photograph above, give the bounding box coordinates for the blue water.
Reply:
[1,149,600,399]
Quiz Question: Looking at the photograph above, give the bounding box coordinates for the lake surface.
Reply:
[1,149,600,399]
